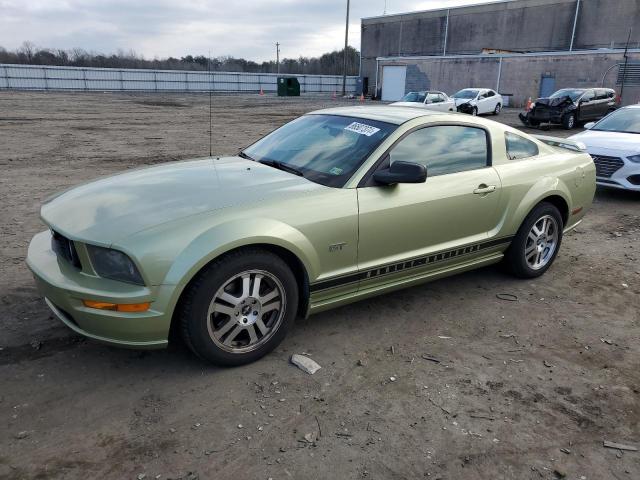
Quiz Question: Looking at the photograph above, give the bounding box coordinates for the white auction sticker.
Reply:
[344,122,380,136]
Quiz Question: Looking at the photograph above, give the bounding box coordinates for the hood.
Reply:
[454,98,476,106]
[41,157,319,245]
[535,96,574,108]
[569,130,640,155]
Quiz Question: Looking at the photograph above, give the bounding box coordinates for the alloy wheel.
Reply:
[207,270,285,353]
[524,215,559,270]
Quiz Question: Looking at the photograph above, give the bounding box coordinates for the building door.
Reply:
[539,75,555,98]
[381,66,407,101]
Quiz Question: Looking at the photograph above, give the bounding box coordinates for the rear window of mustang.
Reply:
[505,132,539,160]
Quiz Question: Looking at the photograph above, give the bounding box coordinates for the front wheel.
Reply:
[505,202,564,278]
[493,103,502,115]
[180,249,298,365]
[471,107,478,116]
[562,113,576,130]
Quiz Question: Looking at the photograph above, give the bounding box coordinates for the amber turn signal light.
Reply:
[83,300,150,312]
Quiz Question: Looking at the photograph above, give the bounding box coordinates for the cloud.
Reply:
[0,0,489,61]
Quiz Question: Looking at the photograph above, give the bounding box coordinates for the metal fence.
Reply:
[0,64,358,94]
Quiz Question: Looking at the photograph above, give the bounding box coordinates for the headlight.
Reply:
[628,154,640,164]
[87,245,145,285]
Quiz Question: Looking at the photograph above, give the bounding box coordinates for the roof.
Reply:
[307,106,444,125]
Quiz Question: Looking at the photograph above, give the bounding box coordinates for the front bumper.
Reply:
[519,110,564,125]
[589,153,640,191]
[26,230,174,349]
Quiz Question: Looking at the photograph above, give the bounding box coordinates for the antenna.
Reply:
[208,50,212,157]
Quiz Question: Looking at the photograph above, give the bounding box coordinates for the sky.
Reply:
[0,0,494,62]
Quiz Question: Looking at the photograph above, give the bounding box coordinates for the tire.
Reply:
[493,103,501,115]
[180,248,298,366]
[505,202,564,279]
[562,113,576,130]
[471,107,478,116]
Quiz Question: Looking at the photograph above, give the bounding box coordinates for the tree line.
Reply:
[0,42,360,75]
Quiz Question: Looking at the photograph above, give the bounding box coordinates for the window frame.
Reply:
[358,122,493,187]
[504,131,539,160]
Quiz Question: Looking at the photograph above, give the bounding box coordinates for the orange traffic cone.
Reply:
[259,87,264,96]
[359,93,365,102]
[525,97,533,111]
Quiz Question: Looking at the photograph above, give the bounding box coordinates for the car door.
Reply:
[357,124,503,291]
[578,90,597,120]
[426,93,448,112]
[594,89,612,118]
[476,90,490,114]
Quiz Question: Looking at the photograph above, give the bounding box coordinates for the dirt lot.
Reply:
[1,92,639,480]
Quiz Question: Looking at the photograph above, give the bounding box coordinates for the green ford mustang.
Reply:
[27,106,595,365]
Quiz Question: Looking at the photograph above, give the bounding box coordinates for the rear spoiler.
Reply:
[533,135,587,152]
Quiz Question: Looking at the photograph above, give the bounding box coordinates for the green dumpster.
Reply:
[277,77,300,96]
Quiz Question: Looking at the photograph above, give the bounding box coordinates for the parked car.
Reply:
[27,106,595,365]
[390,91,456,112]
[569,105,640,191]
[519,88,617,130]
[452,88,503,115]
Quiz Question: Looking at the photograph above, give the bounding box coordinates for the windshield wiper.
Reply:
[238,151,255,161]
[259,159,305,177]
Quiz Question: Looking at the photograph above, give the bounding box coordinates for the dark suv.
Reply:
[519,88,617,129]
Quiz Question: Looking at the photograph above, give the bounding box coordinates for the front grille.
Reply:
[51,230,82,269]
[592,155,624,178]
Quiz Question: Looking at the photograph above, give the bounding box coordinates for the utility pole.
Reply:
[342,0,350,96]
[620,28,632,104]
[275,42,280,74]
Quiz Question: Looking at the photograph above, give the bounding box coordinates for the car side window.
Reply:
[486,90,495,97]
[388,125,489,177]
[595,89,607,100]
[505,132,539,160]
[582,90,595,102]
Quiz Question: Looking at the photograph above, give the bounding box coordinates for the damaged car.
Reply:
[519,88,617,130]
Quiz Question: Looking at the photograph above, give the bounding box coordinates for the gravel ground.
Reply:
[1,92,639,480]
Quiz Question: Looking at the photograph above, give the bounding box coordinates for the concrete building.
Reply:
[361,0,640,106]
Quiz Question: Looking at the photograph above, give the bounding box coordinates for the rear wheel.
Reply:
[180,249,298,365]
[505,202,564,278]
[562,113,576,129]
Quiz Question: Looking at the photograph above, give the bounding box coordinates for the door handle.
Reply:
[473,184,496,195]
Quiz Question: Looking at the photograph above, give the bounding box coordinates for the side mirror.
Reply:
[583,122,596,130]
[373,161,427,185]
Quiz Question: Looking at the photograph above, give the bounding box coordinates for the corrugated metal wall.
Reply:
[0,64,358,93]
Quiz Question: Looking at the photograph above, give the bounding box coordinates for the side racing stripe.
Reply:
[309,236,513,293]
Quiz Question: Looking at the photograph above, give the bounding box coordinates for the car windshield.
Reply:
[592,108,640,134]
[549,89,584,101]
[453,89,479,99]
[400,91,427,103]
[242,114,397,187]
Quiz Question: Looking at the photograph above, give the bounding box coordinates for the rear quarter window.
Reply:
[505,132,539,160]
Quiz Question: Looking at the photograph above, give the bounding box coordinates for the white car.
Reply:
[390,91,456,112]
[452,88,503,115]
[569,105,640,191]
